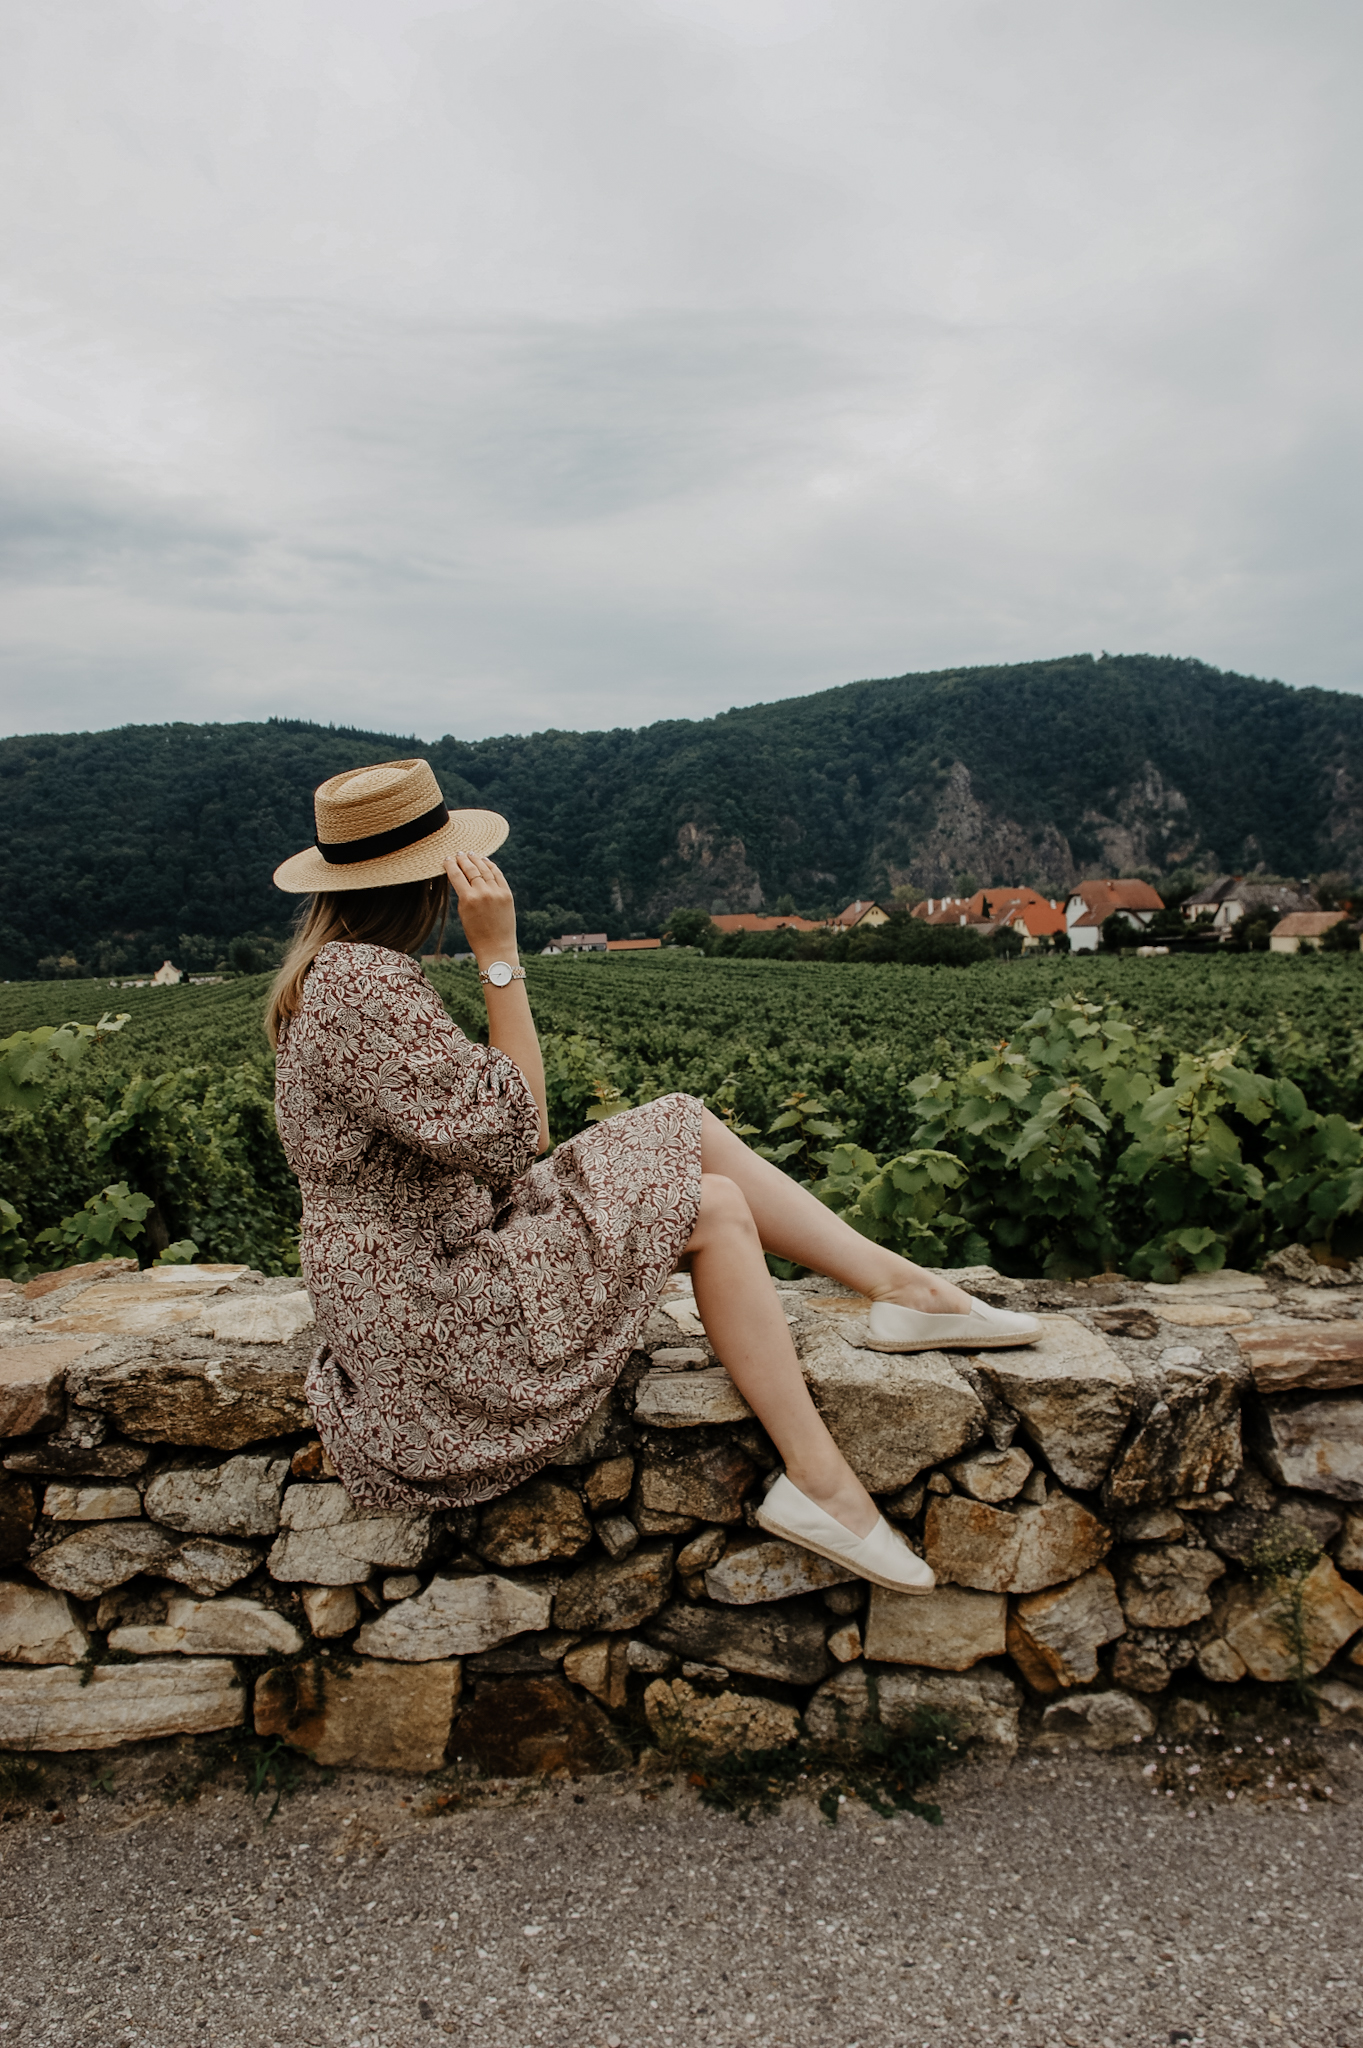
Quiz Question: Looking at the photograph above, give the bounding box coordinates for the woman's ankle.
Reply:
[871,1267,972,1314]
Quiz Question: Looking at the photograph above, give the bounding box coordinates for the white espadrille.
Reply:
[755,1473,935,1595]
[862,1293,1040,1353]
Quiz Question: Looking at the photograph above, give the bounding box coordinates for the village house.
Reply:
[605,937,661,951]
[1268,910,1348,954]
[826,898,891,929]
[1181,876,1318,932]
[912,886,1066,947]
[1064,879,1163,952]
[542,932,609,954]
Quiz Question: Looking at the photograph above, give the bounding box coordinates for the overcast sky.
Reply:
[1,0,1359,743]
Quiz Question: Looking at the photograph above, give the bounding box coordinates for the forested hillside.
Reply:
[3,651,1361,977]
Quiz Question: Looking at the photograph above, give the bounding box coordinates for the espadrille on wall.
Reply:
[273,758,507,893]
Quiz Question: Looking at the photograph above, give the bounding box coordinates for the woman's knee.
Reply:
[690,1171,758,1246]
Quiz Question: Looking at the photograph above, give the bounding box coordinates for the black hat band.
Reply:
[316,800,450,865]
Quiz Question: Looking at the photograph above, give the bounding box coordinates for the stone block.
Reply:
[563,1633,630,1709]
[449,1673,628,1777]
[703,1536,856,1606]
[862,1583,1007,1670]
[827,1621,861,1661]
[190,1291,314,1345]
[923,1492,1111,1595]
[636,1443,755,1525]
[143,1454,290,1538]
[1215,1555,1363,1682]
[162,1537,264,1599]
[255,1656,459,1772]
[1338,1511,1363,1573]
[301,1584,359,1638]
[553,1545,673,1633]
[3,1435,149,1480]
[1234,1323,1363,1395]
[1151,1302,1254,1328]
[0,1478,36,1565]
[383,1574,420,1601]
[1145,1271,1268,1299]
[644,1677,800,1754]
[1116,1507,1186,1543]
[645,1597,830,1686]
[801,1325,986,1491]
[676,1527,726,1574]
[67,1344,310,1449]
[945,1446,1033,1503]
[1117,1545,1226,1629]
[20,1257,138,1300]
[355,1573,552,1660]
[633,1368,754,1429]
[28,1518,181,1599]
[0,1579,89,1664]
[1256,1395,1363,1502]
[31,1267,246,1337]
[583,1456,633,1510]
[109,1595,304,1658]
[1317,1679,1363,1724]
[1111,1638,1173,1693]
[266,1483,430,1584]
[1007,1567,1126,1689]
[1037,1689,1155,1750]
[0,1657,243,1751]
[803,1662,1021,1752]
[626,1638,674,1675]
[41,1483,143,1521]
[548,1393,633,1468]
[595,1515,638,1560]
[1103,1360,1242,1508]
[977,1317,1134,1490]
[1196,1637,1248,1684]
[477,1478,592,1568]
[2,1342,84,1440]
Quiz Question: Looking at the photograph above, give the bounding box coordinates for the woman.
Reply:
[270,759,1039,1596]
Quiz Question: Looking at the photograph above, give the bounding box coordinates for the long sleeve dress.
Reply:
[273,942,703,1510]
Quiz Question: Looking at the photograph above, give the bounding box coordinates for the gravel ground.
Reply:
[2,1725,1361,2048]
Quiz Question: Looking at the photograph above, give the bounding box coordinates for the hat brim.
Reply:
[273,808,509,893]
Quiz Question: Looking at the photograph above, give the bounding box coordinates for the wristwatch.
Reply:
[479,960,526,989]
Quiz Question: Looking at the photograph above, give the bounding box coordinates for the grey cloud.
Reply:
[0,0,1360,741]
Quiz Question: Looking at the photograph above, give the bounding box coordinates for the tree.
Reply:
[1100,914,1132,953]
[663,907,718,949]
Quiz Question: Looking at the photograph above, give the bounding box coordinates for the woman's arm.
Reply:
[446,851,551,1152]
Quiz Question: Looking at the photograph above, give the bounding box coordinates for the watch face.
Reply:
[486,960,514,987]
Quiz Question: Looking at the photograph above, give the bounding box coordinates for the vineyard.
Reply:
[2,950,1362,1282]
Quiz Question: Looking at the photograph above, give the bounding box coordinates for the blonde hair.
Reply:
[265,874,450,1048]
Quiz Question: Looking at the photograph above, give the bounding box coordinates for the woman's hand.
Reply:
[445,853,519,965]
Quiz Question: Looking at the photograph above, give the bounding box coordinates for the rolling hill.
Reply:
[3,651,1361,976]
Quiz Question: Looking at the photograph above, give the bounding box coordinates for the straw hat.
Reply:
[273,759,508,893]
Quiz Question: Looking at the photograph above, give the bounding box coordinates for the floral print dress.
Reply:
[274,942,703,1510]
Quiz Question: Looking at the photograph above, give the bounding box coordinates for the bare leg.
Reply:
[685,1174,879,1538]
[698,1105,973,1312]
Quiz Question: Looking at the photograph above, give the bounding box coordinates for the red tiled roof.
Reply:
[606,937,661,950]
[710,914,823,933]
[912,886,1063,928]
[1068,879,1164,928]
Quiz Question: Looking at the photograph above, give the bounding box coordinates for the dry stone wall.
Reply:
[3,1256,1363,1775]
